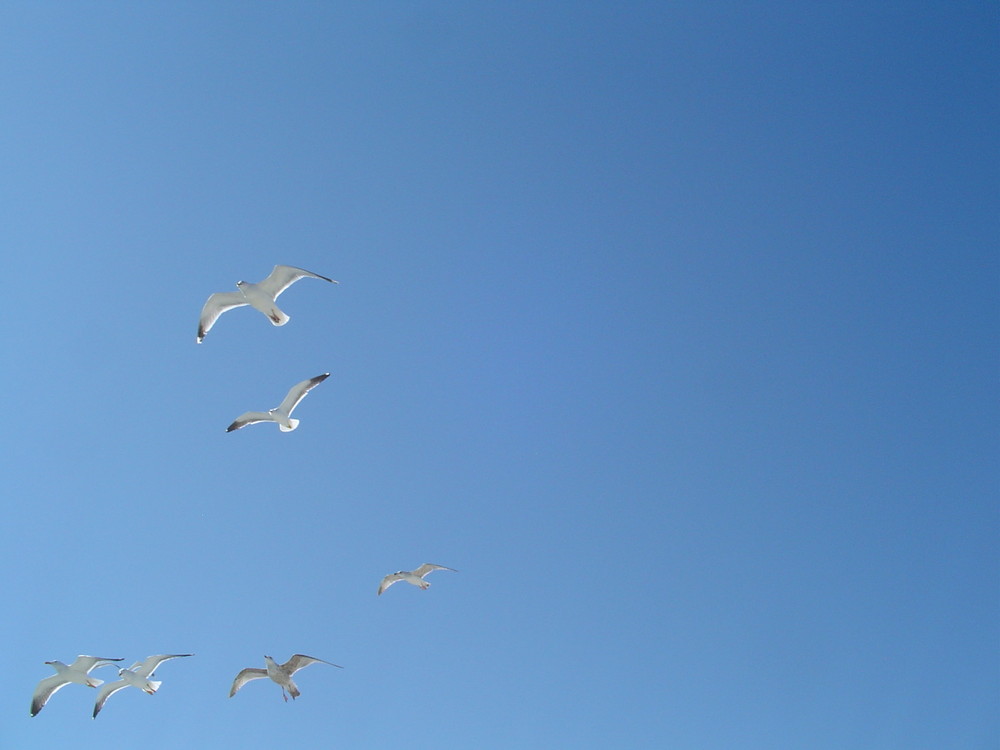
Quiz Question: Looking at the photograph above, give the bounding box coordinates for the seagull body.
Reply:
[230,654,342,702]
[92,654,193,718]
[226,373,330,432]
[197,264,337,343]
[378,563,457,596]
[31,656,123,716]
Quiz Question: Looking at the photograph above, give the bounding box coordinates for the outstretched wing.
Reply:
[226,411,275,432]
[413,563,457,578]
[257,265,336,299]
[30,674,69,717]
[282,654,343,675]
[92,679,130,718]
[278,373,330,416]
[70,656,124,673]
[229,668,269,697]
[377,572,405,596]
[197,291,247,343]
[134,654,193,679]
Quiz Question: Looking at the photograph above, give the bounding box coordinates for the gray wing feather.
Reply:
[378,573,404,596]
[70,656,124,673]
[31,675,69,716]
[227,411,274,432]
[197,291,247,343]
[257,265,336,299]
[135,654,193,678]
[413,563,457,578]
[278,373,330,416]
[229,667,269,697]
[92,679,130,718]
[282,654,342,674]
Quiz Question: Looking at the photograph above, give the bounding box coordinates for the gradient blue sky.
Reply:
[2,2,997,749]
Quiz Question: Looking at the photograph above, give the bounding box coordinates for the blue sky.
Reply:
[1,2,997,748]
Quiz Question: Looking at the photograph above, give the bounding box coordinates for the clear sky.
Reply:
[2,2,997,749]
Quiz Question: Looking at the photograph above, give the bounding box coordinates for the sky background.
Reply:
[1,2,997,748]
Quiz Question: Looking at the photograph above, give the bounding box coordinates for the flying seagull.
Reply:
[92,654,193,718]
[226,373,330,433]
[378,563,457,596]
[30,656,123,716]
[229,654,342,702]
[197,264,337,343]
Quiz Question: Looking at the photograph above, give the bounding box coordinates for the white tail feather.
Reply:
[279,418,300,432]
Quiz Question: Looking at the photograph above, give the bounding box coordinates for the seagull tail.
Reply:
[147,680,162,693]
[279,419,300,432]
[269,308,290,326]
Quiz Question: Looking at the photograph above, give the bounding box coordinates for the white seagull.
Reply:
[197,264,337,343]
[229,654,342,702]
[30,655,123,716]
[226,373,330,433]
[378,563,457,596]
[92,654,193,718]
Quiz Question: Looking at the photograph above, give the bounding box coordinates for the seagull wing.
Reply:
[277,373,330,416]
[378,572,405,596]
[92,679,130,718]
[413,563,457,578]
[282,654,343,675]
[257,265,336,299]
[197,291,248,343]
[229,668,269,697]
[226,411,275,432]
[70,656,124,673]
[30,674,70,716]
[134,654,193,679]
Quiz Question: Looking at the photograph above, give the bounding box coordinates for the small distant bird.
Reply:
[30,656,123,716]
[226,373,330,433]
[92,654,193,718]
[197,265,337,343]
[229,654,342,702]
[378,563,457,596]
